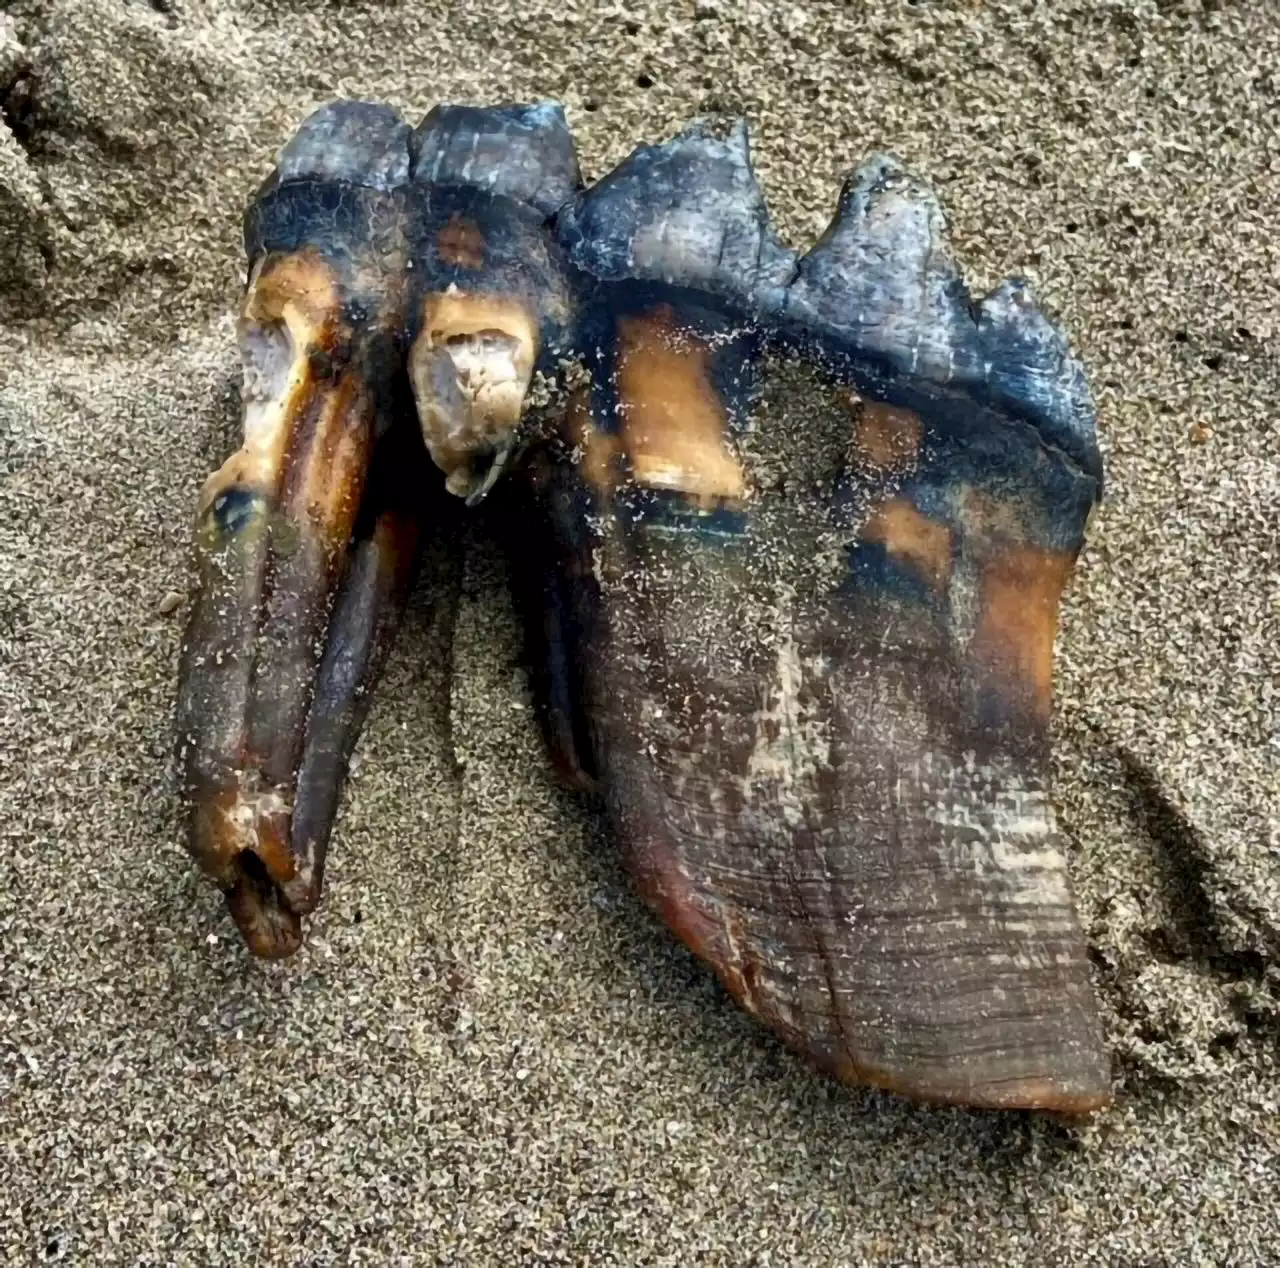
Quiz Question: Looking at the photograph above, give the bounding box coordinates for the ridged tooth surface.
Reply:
[786,155,1101,483]
[974,278,1100,479]
[409,101,582,218]
[554,117,797,311]
[787,155,965,376]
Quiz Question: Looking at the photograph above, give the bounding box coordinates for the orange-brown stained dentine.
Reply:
[279,369,374,551]
[847,397,924,475]
[436,213,487,270]
[421,290,538,355]
[861,497,953,592]
[244,249,342,332]
[971,542,1075,722]
[614,306,747,505]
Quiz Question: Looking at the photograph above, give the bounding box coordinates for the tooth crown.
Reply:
[268,100,413,192]
[783,154,1101,486]
[554,118,798,315]
[239,103,1101,494]
[242,101,413,267]
[409,101,582,219]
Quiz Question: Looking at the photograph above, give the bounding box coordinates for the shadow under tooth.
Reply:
[782,154,1102,486]
[496,422,602,792]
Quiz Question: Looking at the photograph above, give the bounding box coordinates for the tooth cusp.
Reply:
[554,115,796,311]
[974,280,1101,482]
[269,100,412,193]
[787,154,1100,484]
[409,101,582,218]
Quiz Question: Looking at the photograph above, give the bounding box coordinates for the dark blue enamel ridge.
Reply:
[410,102,582,219]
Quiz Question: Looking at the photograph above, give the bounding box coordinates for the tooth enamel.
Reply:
[554,114,796,309]
[786,154,1100,482]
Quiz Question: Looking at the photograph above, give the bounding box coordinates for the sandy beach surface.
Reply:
[2,0,1278,1263]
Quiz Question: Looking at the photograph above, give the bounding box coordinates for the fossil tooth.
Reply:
[405,102,579,502]
[249,99,412,198]
[177,100,413,957]
[179,98,583,958]
[182,102,1113,1110]
[512,124,1111,1111]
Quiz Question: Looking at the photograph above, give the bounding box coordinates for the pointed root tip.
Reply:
[224,858,306,960]
[820,1037,1112,1114]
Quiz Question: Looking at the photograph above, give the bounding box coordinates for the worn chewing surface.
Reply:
[0,0,1277,1263]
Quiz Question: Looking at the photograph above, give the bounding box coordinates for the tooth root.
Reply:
[178,102,413,955]
[406,104,579,501]
[553,115,796,311]
[289,423,455,914]
[498,437,599,793]
[225,857,304,960]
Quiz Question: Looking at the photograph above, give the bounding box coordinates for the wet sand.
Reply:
[1,1,1277,1262]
